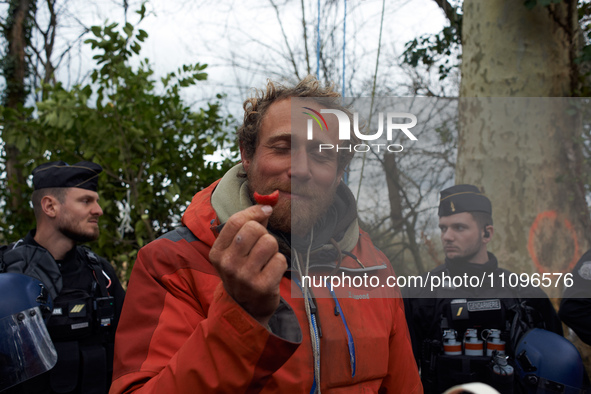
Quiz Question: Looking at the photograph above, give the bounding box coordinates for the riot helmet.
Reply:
[0,272,57,391]
[515,328,588,394]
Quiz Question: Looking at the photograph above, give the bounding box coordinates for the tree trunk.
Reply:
[4,0,31,107]
[458,0,591,373]
[2,0,35,217]
[458,0,590,284]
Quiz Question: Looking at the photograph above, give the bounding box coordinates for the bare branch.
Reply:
[432,0,459,26]
[300,0,311,75]
[269,0,301,80]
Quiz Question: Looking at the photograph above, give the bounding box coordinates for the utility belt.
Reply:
[421,297,526,393]
[421,329,515,394]
[0,241,116,393]
[11,289,115,394]
[48,289,114,341]
[46,283,115,393]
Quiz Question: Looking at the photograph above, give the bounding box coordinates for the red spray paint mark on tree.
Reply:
[528,210,579,273]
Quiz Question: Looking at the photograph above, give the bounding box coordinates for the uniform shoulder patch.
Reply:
[578,261,591,280]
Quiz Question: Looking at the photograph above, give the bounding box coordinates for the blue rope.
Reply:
[342,0,348,185]
[317,0,321,80]
[309,313,321,393]
[293,277,321,393]
[326,280,356,377]
[342,0,346,97]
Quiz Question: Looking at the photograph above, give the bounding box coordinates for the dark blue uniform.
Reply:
[560,249,591,346]
[403,253,563,394]
[3,230,125,394]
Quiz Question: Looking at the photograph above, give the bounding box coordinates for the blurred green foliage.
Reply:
[0,6,238,281]
[402,0,591,93]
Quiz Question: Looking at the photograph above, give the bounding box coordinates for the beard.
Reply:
[58,219,100,243]
[446,249,480,264]
[270,183,337,236]
[246,172,339,237]
[445,235,484,263]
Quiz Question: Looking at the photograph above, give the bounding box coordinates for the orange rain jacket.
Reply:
[110,167,422,394]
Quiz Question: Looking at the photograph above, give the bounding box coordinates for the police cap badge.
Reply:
[438,184,492,218]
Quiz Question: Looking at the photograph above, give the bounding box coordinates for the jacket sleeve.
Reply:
[379,296,423,393]
[369,255,422,393]
[109,238,300,394]
[402,285,427,367]
[559,249,591,345]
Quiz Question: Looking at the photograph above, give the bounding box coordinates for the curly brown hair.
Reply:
[237,75,359,173]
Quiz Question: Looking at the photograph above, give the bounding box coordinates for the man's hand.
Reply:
[209,205,287,327]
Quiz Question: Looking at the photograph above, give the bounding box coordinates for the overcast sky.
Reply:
[26,0,447,116]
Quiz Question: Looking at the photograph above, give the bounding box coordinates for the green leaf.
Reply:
[6,13,237,283]
[123,23,134,37]
[164,192,175,202]
[65,117,75,130]
[14,135,27,151]
[137,3,147,20]
[91,26,102,37]
[137,29,149,42]
[524,0,537,8]
[134,219,145,234]
[131,42,141,55]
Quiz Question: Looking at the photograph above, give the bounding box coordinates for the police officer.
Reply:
[1,161,125,394]
[559,249,591,346]
[403,184,563,394]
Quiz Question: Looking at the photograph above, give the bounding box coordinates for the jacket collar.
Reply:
[445,252,498,277]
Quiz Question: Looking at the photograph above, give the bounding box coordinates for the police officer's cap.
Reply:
[438,184,492,218]
[32,161,102,192]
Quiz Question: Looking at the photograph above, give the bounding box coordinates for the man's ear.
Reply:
[482,225,494,244]
[40,195,59,218]
[240,145,251,172]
